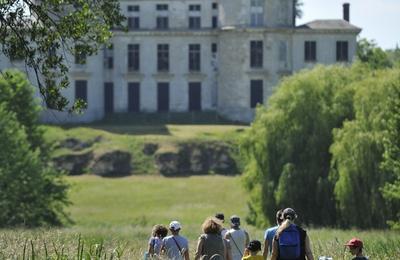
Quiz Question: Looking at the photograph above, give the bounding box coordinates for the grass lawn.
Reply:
[1,175,399,259]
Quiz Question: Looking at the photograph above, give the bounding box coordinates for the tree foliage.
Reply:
[0,70,43,151]
[0,70,69,227]
[357,38,392,69]
[0,0,124,111]
[242,64,400,229]
[0,105,69,227]
[241,65,365,227]
[331,70,400,228]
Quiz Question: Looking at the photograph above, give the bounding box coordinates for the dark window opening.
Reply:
[250,80,263,108]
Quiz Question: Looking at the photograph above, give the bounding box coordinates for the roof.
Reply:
[296,19,361,32]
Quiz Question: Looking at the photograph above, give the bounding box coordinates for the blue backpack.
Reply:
[278,224,301,259]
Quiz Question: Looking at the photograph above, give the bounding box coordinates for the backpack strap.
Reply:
[227,231,243,257]
[172,236,183,254]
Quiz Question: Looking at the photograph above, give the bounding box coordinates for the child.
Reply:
[345,238,368,260]
[146,224,168,258]
[242,240,263,260]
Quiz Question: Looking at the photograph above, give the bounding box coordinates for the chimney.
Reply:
[343,3,350,22]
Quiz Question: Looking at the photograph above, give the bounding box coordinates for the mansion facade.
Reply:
[1,0,361,123]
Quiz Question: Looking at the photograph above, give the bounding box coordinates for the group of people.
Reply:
[145,208,368,260]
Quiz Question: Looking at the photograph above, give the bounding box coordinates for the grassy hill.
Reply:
[43,122,248,175]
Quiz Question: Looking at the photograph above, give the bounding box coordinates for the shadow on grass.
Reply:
[56,112,246,136]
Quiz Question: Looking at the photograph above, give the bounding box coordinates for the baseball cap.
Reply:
[230,215,240,225]
[282,208,297,220]
[246,240,262,252]
[345,238,363,248]
[169,220,182,231]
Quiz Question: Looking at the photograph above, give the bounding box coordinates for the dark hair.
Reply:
[247,240,262,252]
[215,213,225,221]
[152,224,168,238]
[276,209,284,224]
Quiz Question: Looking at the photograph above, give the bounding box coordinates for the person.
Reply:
[195,217,232,260]
[242,240,264,260]
[271,208,314,260]
[215,213,228,238]
[345,238,368,260]
[225,215,250,260]
[263,209,284,259]
[147,224,169,258]
[161,220,190,260]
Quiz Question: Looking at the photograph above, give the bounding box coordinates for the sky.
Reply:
[297,0,400,50]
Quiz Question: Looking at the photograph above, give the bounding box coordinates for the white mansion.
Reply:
[2,0,361,123]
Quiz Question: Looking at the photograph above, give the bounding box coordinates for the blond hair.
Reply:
[201,217,222,234]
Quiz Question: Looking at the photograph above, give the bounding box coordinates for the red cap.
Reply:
[345,238,363,248]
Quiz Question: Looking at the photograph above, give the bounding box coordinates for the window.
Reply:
[189,82,201,111]
[128,82,140,112]
[157,17,169,29]
[250,0,264,27]
[189,44,201,71]
[212,3,218,10]
[75,80,87,103]
[128,17,140,30]
[128,44,140,71]
[157,82,170,112]
[211,43,217,54]
[250,80,263,108]
[189,4,201,29]
[127,5,139,12]
[103,44,113,69]
[156,4,169,29]
[304,41,316,62]
[212,16,218,28]
[157,44,169,72]
[156,4,168,11]
[189,5,201,11]
[104,82,114,114]
[74,45,86,65]
[279,41,287,62]
[250,41,263,68]
[189,17,201,29]
[336,41,349,62]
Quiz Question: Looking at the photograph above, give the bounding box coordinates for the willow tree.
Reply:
[331,69,400,228]
[241,65,366,227]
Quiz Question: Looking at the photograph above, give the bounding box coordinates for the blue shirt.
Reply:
[264,225,279,253]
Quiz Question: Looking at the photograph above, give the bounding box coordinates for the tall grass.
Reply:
[1,176,399,259]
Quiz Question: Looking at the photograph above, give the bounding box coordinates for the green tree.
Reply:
[381,72,400,229]
[0,70,43,151]
[241,65,365,227]
[357,38,392,69]
[331,69,400,228]
[0,105,69,227]
[0,0,124,111]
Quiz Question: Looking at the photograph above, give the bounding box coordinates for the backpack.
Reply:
[278,224,301,259]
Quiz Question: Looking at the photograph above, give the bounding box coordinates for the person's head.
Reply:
[152,224,169,238]
[230,215,241,229]
[169,220,182,234]
[282,208,297,222]
[345,238,363,256]
[246,240,262,254]
[276,209,284,225]
[215,213,225,223]
[202,217,223,234]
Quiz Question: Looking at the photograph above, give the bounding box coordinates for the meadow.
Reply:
[1,175,399,259]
